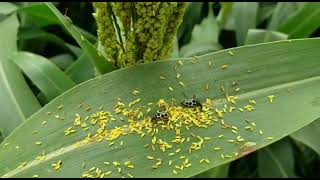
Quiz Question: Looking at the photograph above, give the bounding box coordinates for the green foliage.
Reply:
[0,2,319,178]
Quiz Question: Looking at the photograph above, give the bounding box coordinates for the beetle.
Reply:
[151,110,170,121]
[181,94,203,110]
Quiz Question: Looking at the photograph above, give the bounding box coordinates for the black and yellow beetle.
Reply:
[181,95,203,110]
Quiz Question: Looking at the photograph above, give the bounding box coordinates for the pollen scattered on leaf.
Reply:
[259,130,263,135]
[35,142,42,145]
[132,90,140,96]
[267,137,274,140]
[228,50,234,56]
[17,161,28,169]
[179,81,185,87]
[221,64,229,70]
[51,160,62,170]
[160,76,165,80]
[268,95,275,103]
[168,87,174,91]
[57,105,63,110]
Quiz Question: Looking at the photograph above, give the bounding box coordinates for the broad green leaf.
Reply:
[257,2,276,25]
[65,53,96,84]
[229,153,257,178]
[0,2,18,15]
[180,7,222,57]
[267,2,300,30]
[17,3,97,44]
[217,2,233,29]
[18,28,76,56]
[180,41,223,58]
[65,44,82,58]
[244,29,288,45]
[258,139,296,177]
[170,36,180,59]
[45,3,113,74]
[0,14,41,138]
[10,52,76,101]
[177,2,204,46]
[49,54,74,70]
[0,132,3,143]
[244,27,294,178]
[290,119,320,155]
[233,2,259,46]
[191,8,219,43]
[223,2,270,31]
[277,2,320,38]
[194,163,229,178]
[17,3,59,27]
[1,38,320,177]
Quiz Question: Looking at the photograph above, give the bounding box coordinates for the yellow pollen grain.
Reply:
[221,154,225,160]
[220,85,225,92]
[221,64,229,70]
[132,90,140,96]
[173,169,178,175]
[160,76,165,80]
[267,137,274,140]
[228,51,234,56]
[176,74,180,79]
[169,160,173,166]
[35,142,42,145]
[147,156,154,160]
[268,95,275,103]
[259,130,263,135]
[168,87,174,91]
[51,160,62,170]
[205,83,209,91]
[32,175,39,178]
[179,81,185,87]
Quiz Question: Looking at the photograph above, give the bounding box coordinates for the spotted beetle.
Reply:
[151,110,170,121]
[181,95,203,110]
